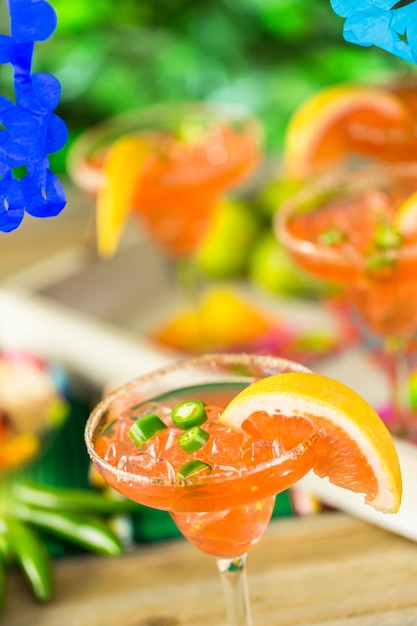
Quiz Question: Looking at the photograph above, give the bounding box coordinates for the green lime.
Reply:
[196,198,261,279]
[248,232,332,297]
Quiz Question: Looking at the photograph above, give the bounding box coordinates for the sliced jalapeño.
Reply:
[178,426,209,454]
[129,414,167,446]
[176,459,212,481]
[171,400,207,430]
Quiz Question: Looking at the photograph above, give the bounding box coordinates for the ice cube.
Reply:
[114,418,134,441]
[103,440,132,465]
[272,439,285,457]
[206,428,243,463]
[250,440,275,464]
[117,452,175,482]
[150,458,176,482]
[118,451,155,473]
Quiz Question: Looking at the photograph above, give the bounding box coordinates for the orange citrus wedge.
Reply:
[220,372,402,513]
[96,135,149,257]
[151,287,274,353]
[283,84,414,179]
[393,189,417,236]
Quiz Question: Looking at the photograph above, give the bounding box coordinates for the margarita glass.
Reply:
[276,162,417,439]
[85,353,318,626]
[67,101,262,260]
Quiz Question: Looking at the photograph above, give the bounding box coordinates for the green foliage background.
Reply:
[0,0,412,159]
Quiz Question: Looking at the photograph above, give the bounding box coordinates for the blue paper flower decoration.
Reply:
[331,1,417,64]
[0,0,68,232]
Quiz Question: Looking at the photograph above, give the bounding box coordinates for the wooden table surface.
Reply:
[4,512,417,626]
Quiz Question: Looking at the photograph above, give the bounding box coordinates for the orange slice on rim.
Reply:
[96,135,149,257]
[220,372,402,513]
[283,84,415,179]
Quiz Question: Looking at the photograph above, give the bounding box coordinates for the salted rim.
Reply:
[84,353,318,488]
[276,161,417,268]
[66,101,263,195]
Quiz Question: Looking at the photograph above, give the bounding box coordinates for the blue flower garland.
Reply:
[0,0,67,232]
[331,0,417,65]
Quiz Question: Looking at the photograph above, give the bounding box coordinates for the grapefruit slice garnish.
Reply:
[96,135,150,257]
[220,372,402,513]
[283,84,415,179]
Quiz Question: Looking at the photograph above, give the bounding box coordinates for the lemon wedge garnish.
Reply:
[96,135,150,257]
[393,189,417,237]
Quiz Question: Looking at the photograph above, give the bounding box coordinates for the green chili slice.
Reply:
[129,414,167,446]
[317,227,347,246]
[374,223,403,249]
[171,400,207,430]
[177,459,212,481]
[365,248,396,275]
[178,426,209,454]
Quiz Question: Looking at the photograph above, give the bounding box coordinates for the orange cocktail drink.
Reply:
[278,166,417,336]
[68,102,262,257]
[85,353,401,625]
[130,121,261,257]
[85,354,318,626]
[86,357,316,559]
[277,163,417,436]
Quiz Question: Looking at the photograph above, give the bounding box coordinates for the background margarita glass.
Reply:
[276,162,417,439]
[85,353,318,626]
[67,101,263,298]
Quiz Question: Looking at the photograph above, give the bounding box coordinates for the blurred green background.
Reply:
[1,0,412,162]
[0,0,415,294]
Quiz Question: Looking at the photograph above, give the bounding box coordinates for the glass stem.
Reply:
[216,553,253,626]
[384,334,412,436]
